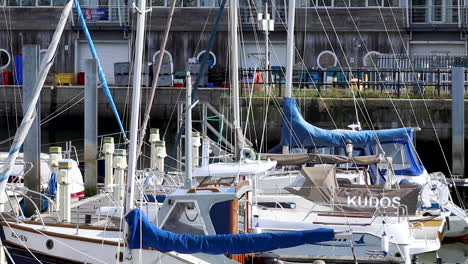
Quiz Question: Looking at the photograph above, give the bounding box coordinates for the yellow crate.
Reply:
[54,73,75,85]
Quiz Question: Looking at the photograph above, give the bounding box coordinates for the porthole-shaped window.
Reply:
[0,49,11,70]
[317,50,337,70]
[363,51,381,67]
[196,50,216,68]
[152,50,173,64]
[46,239,54,250]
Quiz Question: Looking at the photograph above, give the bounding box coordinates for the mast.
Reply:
[184,73,193,189]
[230,0,241,153]
[124,0,147,214]
[282,0,295,154]
[284,0,295,98]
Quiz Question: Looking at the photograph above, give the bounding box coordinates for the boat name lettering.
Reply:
[11,232,27,242]
[347,196,401,208]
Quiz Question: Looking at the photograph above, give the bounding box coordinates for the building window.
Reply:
[363,51,380,67]
[152,50,173,64]
[0,49,11,70]
[317,50,337,70]
[197,50,216,68]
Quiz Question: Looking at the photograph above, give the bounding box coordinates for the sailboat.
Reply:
[0,0,341,263]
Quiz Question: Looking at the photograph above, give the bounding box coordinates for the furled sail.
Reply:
[125,208,335,254]
[276,97,412,149]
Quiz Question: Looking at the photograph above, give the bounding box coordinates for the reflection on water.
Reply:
[417,243,468,264]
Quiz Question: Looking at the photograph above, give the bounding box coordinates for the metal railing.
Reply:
[237,67,468,97]
[409,4,462,26]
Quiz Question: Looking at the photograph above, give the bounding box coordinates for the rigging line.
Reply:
[375,0,420,127]
[0,217,44,264]
[312,1,373,131]
[314,3,389,151]
[40,97,85,126]
[193,7,214,56]
[40,90,84,124]
[367,1,445,172]
[376,1,464,206]
[138,0,177,157]
[74,0,127,140]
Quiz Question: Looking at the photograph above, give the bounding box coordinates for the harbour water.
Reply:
[0,110,467,263]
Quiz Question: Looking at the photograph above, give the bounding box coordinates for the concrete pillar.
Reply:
[192,132,201,169]
[48,147,62,210]
[113,149,127,207]
[58,160,73,222]
[103,137,115,192]
[84,59,98,197]
[23,44,41,217]
[452,67,464,178]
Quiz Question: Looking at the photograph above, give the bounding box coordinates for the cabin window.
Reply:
[376,143,411,171]
[317,50,337,70]
[368,0,383,6]
[161,201,206,235]
[197,50,216,68]
[0,49,10,70]
[363,51,380,67]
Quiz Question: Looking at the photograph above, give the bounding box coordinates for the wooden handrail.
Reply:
[187,188,220,193]
[199,182,231,187]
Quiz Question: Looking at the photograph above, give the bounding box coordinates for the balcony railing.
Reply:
[409,4,462,26]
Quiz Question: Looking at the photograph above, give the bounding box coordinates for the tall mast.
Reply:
[184,73,193,189]
[124,0,147,214]
[284,0,295,98]
[230,0,241,153]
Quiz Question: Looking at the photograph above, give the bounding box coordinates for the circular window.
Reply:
[317,50,337,70]
[196,51,216,68]
[152,50,173,64]
[46,239,54,250]
[0,49,11,70]
[363,51,381,67]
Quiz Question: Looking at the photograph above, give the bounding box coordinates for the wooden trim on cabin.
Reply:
[235,181,250,192]
[0,222,124,247]
[3,240,84,264]
[187,188,220,193]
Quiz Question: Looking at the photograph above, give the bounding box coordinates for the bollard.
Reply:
[201,136,211,167]
[103,137,115,192]
[49,147,62,210]
[192,132,201,169]
[58,160,73,222]
[113,149,127,207]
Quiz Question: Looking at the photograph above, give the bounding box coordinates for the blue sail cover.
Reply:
[274,97,425,178]
[278,97,413,148]
[125,208,334,254]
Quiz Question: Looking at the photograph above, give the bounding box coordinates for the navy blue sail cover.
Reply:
[273,97,425,179]
[125,208,334,254]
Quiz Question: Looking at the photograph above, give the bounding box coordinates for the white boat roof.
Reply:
[193,160,277,178]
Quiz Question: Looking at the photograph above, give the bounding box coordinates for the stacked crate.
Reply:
[186,60,208,87]
[114,62,153,87]
[154,60,173,87]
